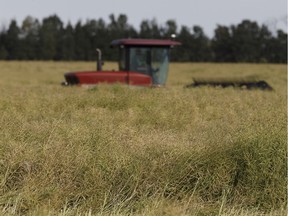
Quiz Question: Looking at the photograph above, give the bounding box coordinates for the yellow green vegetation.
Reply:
[0,61,286,215]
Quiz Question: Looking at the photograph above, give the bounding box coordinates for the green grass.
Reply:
[0,61,287,215]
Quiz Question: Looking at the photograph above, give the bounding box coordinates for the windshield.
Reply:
[129,47,170,85]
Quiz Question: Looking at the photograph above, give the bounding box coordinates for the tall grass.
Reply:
[0,61,286,215]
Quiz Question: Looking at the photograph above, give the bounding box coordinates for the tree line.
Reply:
[0,14,286,63]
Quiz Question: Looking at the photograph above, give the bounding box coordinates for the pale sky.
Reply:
[0,0,287,37]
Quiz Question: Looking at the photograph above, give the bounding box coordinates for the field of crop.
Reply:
[0,61,287,215]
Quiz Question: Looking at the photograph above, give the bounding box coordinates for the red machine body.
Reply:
[63,39,181,87]
[65,71,152,86]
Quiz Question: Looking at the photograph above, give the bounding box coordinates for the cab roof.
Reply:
[110,39,181,47]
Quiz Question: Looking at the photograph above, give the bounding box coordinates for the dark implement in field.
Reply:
[185,78,273,91]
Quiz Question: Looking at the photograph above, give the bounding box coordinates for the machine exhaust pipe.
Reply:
[96,48,102,71]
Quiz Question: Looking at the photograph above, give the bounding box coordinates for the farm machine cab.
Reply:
[62,39,181,87]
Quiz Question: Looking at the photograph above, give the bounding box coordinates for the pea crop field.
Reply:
[0,61,286,215]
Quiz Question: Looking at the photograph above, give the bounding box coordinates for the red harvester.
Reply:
[62,38,181,87]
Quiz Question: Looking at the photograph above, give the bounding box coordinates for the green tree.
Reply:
[5,20,20,59]
[139,19,161,38]
[21,16,40,60]
[190,26,212,61]
[38,15,63,60]
[176,25,212,62]
[231,20,262,62]
[58,23,75,60]
[74,21,91,60]
[212,25,235,62]
[257,25,273,62]
[0,31,8,59]
[274,30,287,63]
[108,14,137,39]
[176,26,193,61]
[0,15,286,63]
[265,30,287,63]
[163,19,177,38]
[86,18,111,61]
